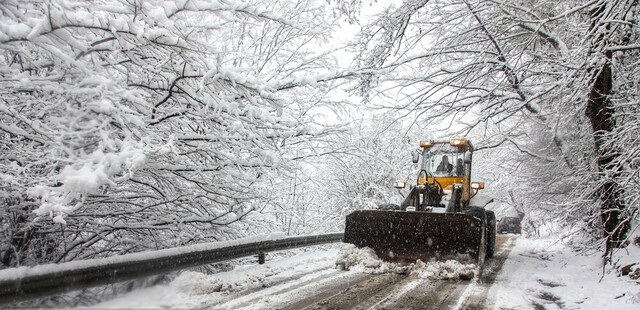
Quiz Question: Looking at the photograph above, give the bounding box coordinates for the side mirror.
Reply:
[464,151,472,163]
[394,181,406,189]
[412,151,420,164]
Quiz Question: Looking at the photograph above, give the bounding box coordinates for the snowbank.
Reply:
[334,243,386,271]
[335,243,476,280]
[411,259,476,280]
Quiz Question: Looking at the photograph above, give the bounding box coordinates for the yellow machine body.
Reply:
[343,138,495,264]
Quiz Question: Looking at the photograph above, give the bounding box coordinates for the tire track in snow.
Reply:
[370,234,517,310]
[453,234,518,310]
[197,263,342,309]
[285,272,413,310]
[211,267,375,309]
[368,278,425,309]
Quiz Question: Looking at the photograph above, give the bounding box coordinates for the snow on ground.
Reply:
[411,259,476,280]
[85,246,340,309]
[83,236,640,309]
[491,235,640,310]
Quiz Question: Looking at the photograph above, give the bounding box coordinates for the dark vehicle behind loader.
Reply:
[498,217,522,234]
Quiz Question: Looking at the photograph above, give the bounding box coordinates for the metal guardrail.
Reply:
[0,232,344,304]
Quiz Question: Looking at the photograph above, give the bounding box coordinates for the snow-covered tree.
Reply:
[322,113,418,211]
[0,0,344,267]
[350,0,639,254]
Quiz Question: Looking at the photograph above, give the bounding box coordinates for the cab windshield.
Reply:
[421,144,465,177]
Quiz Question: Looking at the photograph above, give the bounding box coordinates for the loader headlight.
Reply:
[419,140,433,148]
[471,182,484,189]
[394,181,406,189]
[450,138,467,147]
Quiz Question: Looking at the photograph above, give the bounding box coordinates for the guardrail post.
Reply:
[257,252,266,264]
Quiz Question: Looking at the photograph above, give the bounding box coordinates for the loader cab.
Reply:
[422,145,465,177]
[418,138,471,191]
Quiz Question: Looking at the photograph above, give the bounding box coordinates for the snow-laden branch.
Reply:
[0,0,346,268]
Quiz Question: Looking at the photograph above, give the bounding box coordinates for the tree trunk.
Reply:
[586,3,630,254]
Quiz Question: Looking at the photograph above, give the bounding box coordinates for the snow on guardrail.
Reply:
[0,232,344,304]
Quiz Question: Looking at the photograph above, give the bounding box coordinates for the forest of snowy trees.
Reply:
[1,0,638,274]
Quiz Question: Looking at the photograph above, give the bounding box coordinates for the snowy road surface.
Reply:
[90,234,640,309]
[274,235,516,310]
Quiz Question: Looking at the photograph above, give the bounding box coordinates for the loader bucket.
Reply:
[343,210,484,263]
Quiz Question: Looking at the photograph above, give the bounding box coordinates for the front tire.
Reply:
[485,210,496,259]
[464,207,495,259]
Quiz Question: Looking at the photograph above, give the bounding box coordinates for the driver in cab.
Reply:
[436,155,453,174]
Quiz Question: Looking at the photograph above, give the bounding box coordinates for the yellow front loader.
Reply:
[343,138,495,264]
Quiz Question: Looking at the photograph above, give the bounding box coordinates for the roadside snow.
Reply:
[87,247,340,309]
[491,235,640,309]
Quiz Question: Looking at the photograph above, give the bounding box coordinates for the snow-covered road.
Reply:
[89,234,640,309]
[90,235,513,309]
